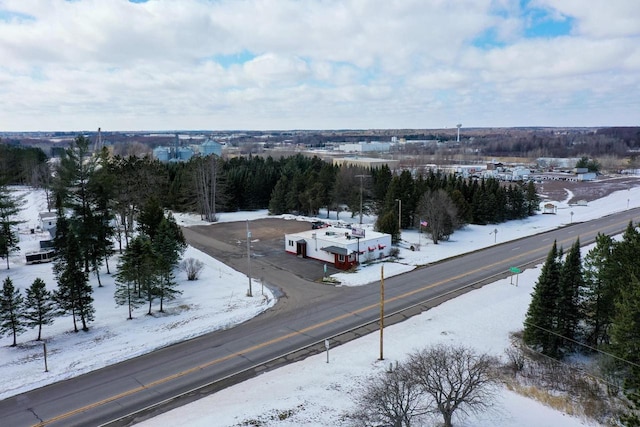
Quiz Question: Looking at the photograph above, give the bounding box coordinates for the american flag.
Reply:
[420,220,428,227]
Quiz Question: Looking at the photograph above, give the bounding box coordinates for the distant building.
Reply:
[332,157,399,169]
[153,136,222,162]
[201,139,223,157]
[338,141,391,153]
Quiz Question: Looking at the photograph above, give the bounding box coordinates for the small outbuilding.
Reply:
[38,211,57,232]
[543,203,557,214]
[285,226,392,270]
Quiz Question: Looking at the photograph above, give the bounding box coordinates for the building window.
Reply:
[288,240,293,246]
[338,254,345,262]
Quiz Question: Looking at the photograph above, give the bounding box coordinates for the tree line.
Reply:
[523,223,640,425]
[1,138,540,266]
[2,140,540,247]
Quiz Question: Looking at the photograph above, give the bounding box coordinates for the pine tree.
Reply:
[114,270,143,320]
[152,215,186,312]
[53,135,100,273]
[138,196,165,241]
[581,233,616,347]
[116,235,158,315]
[268,176,289,215]
[54,231,94,332]
[0,185,24,269]
[611,275,640,426]
[525,181,540,216]
[0,277,25,346]
[556,238,583,353]
[115,236,149,318]
[24,278,57,340]
[523,241,562,357]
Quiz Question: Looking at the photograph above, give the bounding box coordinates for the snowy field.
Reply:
[2,182,640,426]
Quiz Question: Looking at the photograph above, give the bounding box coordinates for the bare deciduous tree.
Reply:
[349,364,429,427]
[415,189,460,244]
[194,155,220,222]
[349,345,498,427]
[407,344,499,427]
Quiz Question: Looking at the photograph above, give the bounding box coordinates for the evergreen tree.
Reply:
[581,233,616,346]
[53,135,99,273]
[525,181,540,216]
[88,148,116,279]
[54,230,94,332]
[556,238,583,352]
[115,236,152,318]
[24,278,57,340]
[138,196,165,241]
[0,277,25,346]
[268,176,289,215]
[610,275,640,426]
[152,215,186,312]
[116,235,158,315]
[610,222,640,294]
[0,185,24,269]
[523,241,562,357]
[375,210,400,244]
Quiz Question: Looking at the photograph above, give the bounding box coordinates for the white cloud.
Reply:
[0,0,637,130]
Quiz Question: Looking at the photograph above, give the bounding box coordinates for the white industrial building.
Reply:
[285,226,392,270]
[338,141,391,153]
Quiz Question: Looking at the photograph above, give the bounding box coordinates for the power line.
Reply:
[523,320,640,370]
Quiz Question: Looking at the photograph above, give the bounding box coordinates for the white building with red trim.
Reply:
[285,226,392,270]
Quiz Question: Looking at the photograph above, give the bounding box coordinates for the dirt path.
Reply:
[536,175,640,204]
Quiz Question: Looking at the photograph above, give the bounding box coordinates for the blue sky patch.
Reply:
[0,9,35,22]
[524,8,574,38]
[472,28,507,49]
[211,50,257,68]
[522,0,574,38]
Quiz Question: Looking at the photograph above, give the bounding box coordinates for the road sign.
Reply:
[509,267,521,274]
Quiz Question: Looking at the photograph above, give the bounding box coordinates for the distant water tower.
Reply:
[456,123,462,142]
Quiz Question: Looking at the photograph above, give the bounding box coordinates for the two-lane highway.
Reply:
[1,208,638,426]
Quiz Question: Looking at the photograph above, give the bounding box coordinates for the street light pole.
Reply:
[246,219,252,297]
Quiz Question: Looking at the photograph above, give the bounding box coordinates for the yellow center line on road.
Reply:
[34,218,630,426]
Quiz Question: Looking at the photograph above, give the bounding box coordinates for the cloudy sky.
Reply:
[0,0,638,131]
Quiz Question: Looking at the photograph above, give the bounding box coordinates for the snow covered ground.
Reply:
[2,182,640,426]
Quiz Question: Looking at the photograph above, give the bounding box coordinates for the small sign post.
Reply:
[43,342,48,372]
[509,267,521,286]
[325,339,330,363]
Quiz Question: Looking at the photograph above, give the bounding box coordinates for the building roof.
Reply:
[321,245,349,255]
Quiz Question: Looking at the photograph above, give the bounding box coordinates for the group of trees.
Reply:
[350,344,498,427]
[115,198,186,318]
[374,170,539,244]
[1,135,189,343]
[523,222,640,425]
[0,277,58,346]
[0,185,24,269]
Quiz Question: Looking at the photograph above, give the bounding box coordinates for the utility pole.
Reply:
[246,220,252,297]
[379,265,384,360]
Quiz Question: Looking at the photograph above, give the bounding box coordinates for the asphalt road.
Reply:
[2,208,639,427]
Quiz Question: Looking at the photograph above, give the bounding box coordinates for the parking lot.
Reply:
[183,217,344,282]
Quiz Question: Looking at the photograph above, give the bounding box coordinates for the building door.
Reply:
[296,241,307,258]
